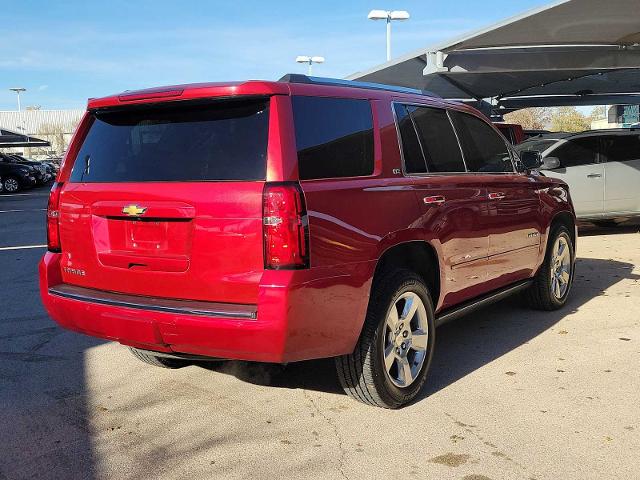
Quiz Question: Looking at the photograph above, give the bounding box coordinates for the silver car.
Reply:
[516,129,640,226]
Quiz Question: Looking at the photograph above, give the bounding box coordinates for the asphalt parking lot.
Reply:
[1,186,638,480]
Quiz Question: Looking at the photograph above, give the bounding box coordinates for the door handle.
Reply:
[587,173,602,178]
[488,192,506,200]
[423,195,446,205]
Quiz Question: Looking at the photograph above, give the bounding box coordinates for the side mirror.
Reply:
[520,150,543,170]
[541,156,560,170]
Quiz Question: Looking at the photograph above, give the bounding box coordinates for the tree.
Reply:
[589,105,607,122]
[503,107,553,129]
[549,106,590,132]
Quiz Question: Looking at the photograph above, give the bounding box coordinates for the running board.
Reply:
[435,280,532,327]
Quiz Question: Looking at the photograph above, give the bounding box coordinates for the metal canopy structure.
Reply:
[348,0,640,110]
[0,128,50,148]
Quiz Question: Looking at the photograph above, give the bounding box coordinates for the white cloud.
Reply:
[37,85,49,91]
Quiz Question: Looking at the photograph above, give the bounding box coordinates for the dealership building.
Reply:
[0,109,83,159]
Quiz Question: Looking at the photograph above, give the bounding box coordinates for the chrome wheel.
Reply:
[3,178,19,193]
[383,292,429,388]
[550,236,571,299]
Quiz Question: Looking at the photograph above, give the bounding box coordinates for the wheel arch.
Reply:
[550,210,577,251]
[371,240,442,310]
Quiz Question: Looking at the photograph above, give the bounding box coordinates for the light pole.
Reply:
[296,56,325,75]
[9,87,26,112]
[368,10,410,61]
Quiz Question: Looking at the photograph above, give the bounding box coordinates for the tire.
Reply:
[128,347,187,369]
[2,177,20,193]
[335,269,436,408]
[523,225,575,311]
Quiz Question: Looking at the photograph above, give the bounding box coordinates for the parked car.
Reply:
[516,129,640,225]
[5,154,52,184]
[0,158,37,192]
[39,76,577,408]
[494,122,526,144]
[42,161,60,177]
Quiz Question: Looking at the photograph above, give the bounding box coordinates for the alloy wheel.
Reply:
[4,178,19,193]
[550,236,571,299]
[383,292,429,388]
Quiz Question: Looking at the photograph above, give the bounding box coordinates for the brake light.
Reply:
[263,183,309,269]
[47,182,63,252]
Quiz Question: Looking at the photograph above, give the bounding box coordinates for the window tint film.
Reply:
[393,104,427,174]
[410,106,465,172]
[292,96,374,180]
[450,111,514,173]
[553,137,599,167]
[600,134,640,163]
[70,100,269,183]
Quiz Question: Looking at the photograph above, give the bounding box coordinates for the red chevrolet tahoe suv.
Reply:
[39,75,576,408]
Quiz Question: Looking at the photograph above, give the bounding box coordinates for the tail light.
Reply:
[47,182,63,252]
[263,183,309,269]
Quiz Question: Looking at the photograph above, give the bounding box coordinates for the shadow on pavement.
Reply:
[0,189,104,480]
[420,257,638,400]
[203,257,638,403]
[578,220,640,237]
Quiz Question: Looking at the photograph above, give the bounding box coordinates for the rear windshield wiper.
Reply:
[79,154,91,181]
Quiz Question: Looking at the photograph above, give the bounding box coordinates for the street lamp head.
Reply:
[9,87,26,93]
[310,56,325,64]
[389,10,410,20]
[368,9,389,20]
[296,56,310,63]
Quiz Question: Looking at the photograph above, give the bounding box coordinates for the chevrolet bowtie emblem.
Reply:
[122,204,147,217]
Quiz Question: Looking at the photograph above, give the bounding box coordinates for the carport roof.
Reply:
[349,0,640,108]
[0,128,50,148]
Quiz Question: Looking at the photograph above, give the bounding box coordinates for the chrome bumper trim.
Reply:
[49,284,257,320]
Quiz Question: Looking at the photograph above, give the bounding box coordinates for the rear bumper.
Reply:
[39,252,372,363]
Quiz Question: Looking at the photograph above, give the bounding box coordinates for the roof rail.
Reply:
[278,74,440,98]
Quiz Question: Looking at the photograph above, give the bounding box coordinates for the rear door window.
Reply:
[450,111,514,173]
[292,96,374,180]
[410,106,465,173]
[394,104,465,173]
[70,99,269,182]
[552,137,599,167]
[600,134,640,163]
[394,104,427,174]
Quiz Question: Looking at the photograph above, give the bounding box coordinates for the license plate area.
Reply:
[125,220,169,251]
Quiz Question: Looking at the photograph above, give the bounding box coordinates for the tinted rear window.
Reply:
[292,96,374,180]
[450,111,514,173]
[70,99,269,182]
[410,106,465,173]
[394,104,427,173]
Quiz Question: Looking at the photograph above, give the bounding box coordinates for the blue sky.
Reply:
[0,0,549,110]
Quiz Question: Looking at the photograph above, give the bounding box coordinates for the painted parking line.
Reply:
[0,244,47,251]
[0,209,47,213]
[0,192,49,197]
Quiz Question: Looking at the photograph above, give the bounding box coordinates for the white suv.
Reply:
[516,129,640,225]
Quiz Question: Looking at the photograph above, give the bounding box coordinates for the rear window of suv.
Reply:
[292,96,374,180]
[69,99,269,182]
